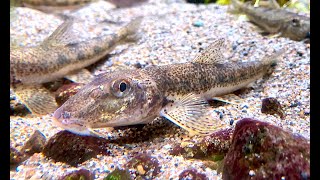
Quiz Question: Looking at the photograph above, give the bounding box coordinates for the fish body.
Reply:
[20,0,96,12]
[231,0,310,41]
[10,17,142,114]
[53,38,285,136]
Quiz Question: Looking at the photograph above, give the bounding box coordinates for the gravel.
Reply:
[10,0,310,179]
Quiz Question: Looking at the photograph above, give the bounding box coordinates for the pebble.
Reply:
[193,21,204,27]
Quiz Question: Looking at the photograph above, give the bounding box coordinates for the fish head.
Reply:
[52,70,163,135]
[283,16,310,41]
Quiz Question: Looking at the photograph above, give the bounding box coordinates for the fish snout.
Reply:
[52,107,73,128]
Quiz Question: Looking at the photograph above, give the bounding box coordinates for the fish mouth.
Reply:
[52,107,89,135]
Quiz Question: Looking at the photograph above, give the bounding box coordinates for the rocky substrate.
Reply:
[10,0,310,179]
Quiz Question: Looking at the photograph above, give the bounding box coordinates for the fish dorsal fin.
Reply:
[192,38,226,64]
[41,19,75,47]
[160,93,227,136]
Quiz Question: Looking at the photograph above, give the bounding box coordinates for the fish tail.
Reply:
[117,16,143,42]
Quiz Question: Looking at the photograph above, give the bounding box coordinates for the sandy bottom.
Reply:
[10,0,309,179]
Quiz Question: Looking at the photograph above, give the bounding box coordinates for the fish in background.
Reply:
[230,0,310,41]
[10,17,142,115]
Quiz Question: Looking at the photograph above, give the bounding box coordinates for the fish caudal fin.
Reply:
[160,93,227,136]
[13,85,58,115]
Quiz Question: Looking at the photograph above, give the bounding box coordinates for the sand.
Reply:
[10,0,310,179]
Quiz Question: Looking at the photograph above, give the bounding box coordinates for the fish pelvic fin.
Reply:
[192,38,226,64]
[212,94,243,105]
[160,93,226,136]
[13,85,58,115]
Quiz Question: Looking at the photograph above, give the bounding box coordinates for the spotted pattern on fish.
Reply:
[52,38,285,136]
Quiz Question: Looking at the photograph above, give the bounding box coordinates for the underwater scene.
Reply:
[10,0,310,179]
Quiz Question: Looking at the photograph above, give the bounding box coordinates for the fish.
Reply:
[10,17,143,115]
[230,0,310,41]
[20,0,97,12]
[52,38,285,136]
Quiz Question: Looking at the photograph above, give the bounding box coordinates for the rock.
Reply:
[179,169,208,180]
[222,118,310,180]
[126,153,161,179]
[10,146,27,170]
[20,130,46,156]
[104,168,132,180]
[42,130,111,167]
[261,97,285,119]
[10,90,30,116]
[55,83,85,106]
[170,128,233,160]
[58,169,95,180]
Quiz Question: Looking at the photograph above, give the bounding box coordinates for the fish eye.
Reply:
[119,82,127,92]
[291,18,300,27]
[111,79,131,98]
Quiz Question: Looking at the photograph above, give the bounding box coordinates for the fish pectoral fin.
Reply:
[13,85,57,115]
[88,128,108,139]
[41,18,76,47]
[160,93,226,136]
[65,69,94,84]
[267,32,282,38]
[192,38,226,64]
[212,94,243,105]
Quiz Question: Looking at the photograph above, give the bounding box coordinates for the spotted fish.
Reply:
[230,0,310,41]
[10,17,142,115]
[53,38,285,136]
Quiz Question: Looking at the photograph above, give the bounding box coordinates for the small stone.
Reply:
[104,168,132,180]
[261,97,285,119]
[10,146,27,170]
[136,165,146,175]
[20,130,46,156]
[170,128,233,160]
[193,21,204,27]
[126,153,161,179]
[58,169,94,180]
[43,130,111,167]
[222,118,310,179]
[179,169,208,180]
